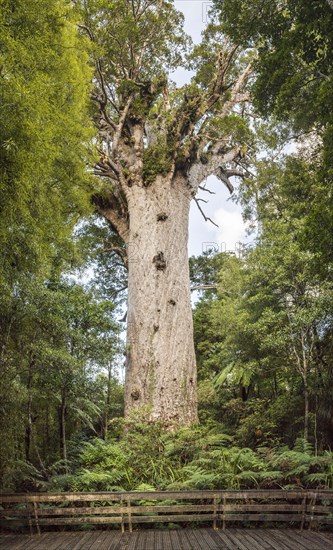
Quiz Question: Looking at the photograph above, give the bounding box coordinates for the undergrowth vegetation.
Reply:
[4,420,333,493]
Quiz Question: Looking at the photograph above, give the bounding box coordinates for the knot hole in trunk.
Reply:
[153,251,166,271]
[131,388,140,401]
[157,212,168,222]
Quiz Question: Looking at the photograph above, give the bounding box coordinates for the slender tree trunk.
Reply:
[58,392,67,462]
[44,404,50,461]
[303,374,309,442]
[125,176,198,426]
[301,333,310,442]
[25,358,34,462]
[103,363,112,439]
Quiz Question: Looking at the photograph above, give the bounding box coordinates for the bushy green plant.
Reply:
[46,422,333,493]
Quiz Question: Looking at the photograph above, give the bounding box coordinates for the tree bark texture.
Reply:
[124,176,198,426]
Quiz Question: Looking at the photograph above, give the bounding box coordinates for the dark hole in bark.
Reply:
[157,308,161,313]
[153,324,159,332]
[153,251,166,271]
[131,389,140,401]
[168,299,176,306]
[157,212,168,222]
[189,378,193,384]
[173,378,177,382]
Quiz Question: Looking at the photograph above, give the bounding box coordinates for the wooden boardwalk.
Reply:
[0,529,332,549]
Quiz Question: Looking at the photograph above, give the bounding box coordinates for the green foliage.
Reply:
[45,422,333,493]
[0,277,122,490]
[192,181,333,447]
[217,0,333,126]
[81,0,190,78]
[0,0,95,288]
[142,141,172,185]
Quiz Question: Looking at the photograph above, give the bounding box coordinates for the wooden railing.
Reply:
[0,490,332,534]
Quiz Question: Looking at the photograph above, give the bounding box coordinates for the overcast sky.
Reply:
[173,1,251,257]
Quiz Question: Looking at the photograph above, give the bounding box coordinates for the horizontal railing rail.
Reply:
[0,489,332,534]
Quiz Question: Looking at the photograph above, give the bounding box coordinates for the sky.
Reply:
[173,0,252,258]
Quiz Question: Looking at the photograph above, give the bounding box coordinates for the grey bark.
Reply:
[124,176,198,426]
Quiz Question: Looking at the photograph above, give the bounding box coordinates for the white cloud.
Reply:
[213,208,247,253]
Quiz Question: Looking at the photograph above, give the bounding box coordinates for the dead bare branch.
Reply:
[194,197,219,227]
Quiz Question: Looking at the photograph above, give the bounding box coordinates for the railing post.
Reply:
[128,498,132,533]
[33,500,40,536]
[120,498,125,533]
[213,494,218,530]
[27,502,34,535]
[222,495,226,530]
[308,491,317,531]
[300,494,307,531]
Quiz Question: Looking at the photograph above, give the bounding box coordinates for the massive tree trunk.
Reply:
[124,176,197,425]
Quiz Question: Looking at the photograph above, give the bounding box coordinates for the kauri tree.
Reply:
[80,0,253,425]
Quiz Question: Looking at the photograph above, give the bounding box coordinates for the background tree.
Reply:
[215,0,333,273]
[79,0,254,425]
[0,0,124,489]
[0,0,94,289]
[192,143,333,449]
[0,275,121,489]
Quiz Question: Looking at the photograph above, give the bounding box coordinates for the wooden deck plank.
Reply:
[202,527,227,549]
[225,529,257,550]
[219,529,253,550]
[268,528,303,550]
[138,529,154,550]
[280,529,314,550]
[270,529,304,550]
[117,532,133,550]
[235,528,271,550]
[296,529,332,550]
[249,531,276,550]
[251,530,290,550]
[21,533,65,550]
[0,534,30,550]
[134,530,145,550]
[216,530,246,550]
[70,531,98,550]
[35,533,71,550]
[1,528,333,549]
[190,527,216,550]
[153,529,164,550]
[165,530,175,550]
[125,531,140,550]
[170,530,184,550]
[238,528,272,550]
[295,529,333,550]
[169,530,182,550]
[310,530,333,544]
[51,532,81,550]
[0,534,36,550]
[184,528,206,550]
[198,528,224,549]
[88,530,117,550]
